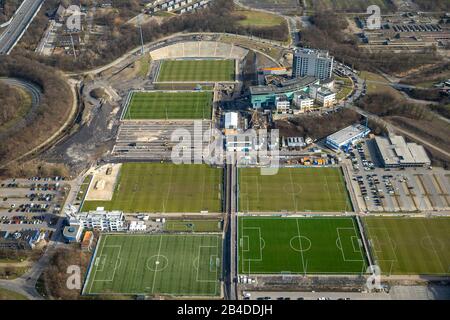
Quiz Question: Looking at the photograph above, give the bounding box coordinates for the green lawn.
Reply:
[0,288,28,300]
[235,9,285,27]
[123,91,212,120]
[363,217,450,275]
[82,163,222,213]
[157,59,235,82]
[238,217,367,274]
[238,167,353,212]
[84,234,222,296]
[164,220,223,232]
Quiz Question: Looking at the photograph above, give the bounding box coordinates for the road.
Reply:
[0,0,45,55]
[223,162,237,300]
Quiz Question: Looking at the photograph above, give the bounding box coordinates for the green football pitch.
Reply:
[82,163,222,213]
[238,217,368,274]
[157,59,235,82]
[84,234,222,296]
[238,167,353,212]
[363,217,450,275]
[122,91,212,120]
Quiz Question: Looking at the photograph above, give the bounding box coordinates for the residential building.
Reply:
[292,48,334,80]
[0,230,45,250]
[326,124,370,150]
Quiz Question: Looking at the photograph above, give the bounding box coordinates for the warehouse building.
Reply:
[326,124,370,150]
[374,135,431,168]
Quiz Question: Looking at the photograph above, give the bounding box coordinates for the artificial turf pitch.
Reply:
[82,163,222,213]
[123,91,212,120]
[157,59,235,82]
[84,234,222,296]
[363,217,450,275]
[238,167,353,212]
[238,217,367,274]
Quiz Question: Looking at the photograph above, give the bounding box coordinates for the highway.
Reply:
[0,0,45,55]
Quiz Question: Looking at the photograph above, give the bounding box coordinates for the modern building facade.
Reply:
[374,135,431,168]
[292,48,334,80]
[326,124,370,150]
[249,76,319,108]
[68,209,126,232]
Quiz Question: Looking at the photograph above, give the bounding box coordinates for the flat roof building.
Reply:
[326,124,370,150]
[292,48,334,80]
[249,76,318,108]
[374,135,431,168]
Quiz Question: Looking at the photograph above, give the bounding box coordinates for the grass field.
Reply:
[157,59,235,82]
[238,167,353,212]
[238,217,367,274]
[82,163,222,213]
[164,220,223,232]
[364,217,450,275]
[84,234,222,296]
[235,9,285,27]
[123,91,212,120]
[0,287,28,300]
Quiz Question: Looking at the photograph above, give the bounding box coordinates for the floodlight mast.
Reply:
[138,14,144,55]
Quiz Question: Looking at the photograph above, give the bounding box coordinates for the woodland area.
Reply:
[0,56,73,167]
[301,12,440,75]
[18,0,288,71]
[0,82,25,126]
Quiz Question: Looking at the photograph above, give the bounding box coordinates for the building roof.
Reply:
[327,124,370,146]
[250,76,318,95]
[375,135,430,166]
[224,112,238,128]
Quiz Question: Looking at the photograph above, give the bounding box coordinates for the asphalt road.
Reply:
[0,0,45,55]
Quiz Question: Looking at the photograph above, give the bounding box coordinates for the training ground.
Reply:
[238,167,353,213]
[363,217,450,275]
[238,216,368,275]
[81,163,223,214]
[121,91,213,120]
[83,234,222,296]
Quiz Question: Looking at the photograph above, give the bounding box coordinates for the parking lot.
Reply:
[0,177,68,231]
[347,139,450,213]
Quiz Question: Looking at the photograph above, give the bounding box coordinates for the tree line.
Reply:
[0,56,73,167]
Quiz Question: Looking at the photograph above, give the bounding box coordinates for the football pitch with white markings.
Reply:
[84,234,222,296]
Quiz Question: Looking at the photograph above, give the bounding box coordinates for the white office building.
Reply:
[309,84,336,107]
[293,92,314,112]
[275,94,291,113]
[326,124,370,150]
[69,209,126,232]
[292,48,334,80]
[224,112,238,129]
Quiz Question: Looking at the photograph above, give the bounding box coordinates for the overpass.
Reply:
[0,0,45,55]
